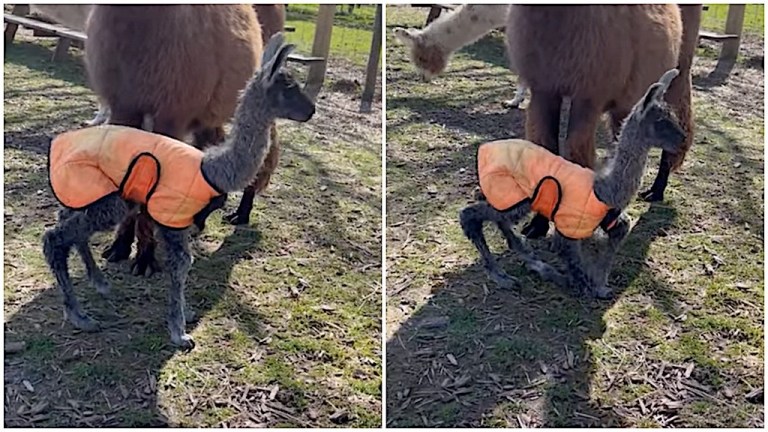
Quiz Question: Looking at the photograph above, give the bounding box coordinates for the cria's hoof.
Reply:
[65,309,101,332]
[225,212,250,226]
[102,241,131,262]
[171,333,195,350]
[639,188,664,202]
[528,260,567,287]
[93,279,112,296]
[489,270,518,289]
[591,285,614,300]
[131,251,161,277]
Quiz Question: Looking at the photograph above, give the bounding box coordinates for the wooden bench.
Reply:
[412,4,457,26]
[4,12,323,66]
[4,12,85,61]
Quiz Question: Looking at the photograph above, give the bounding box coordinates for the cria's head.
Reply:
[257,33,316,122]
[630,68,686,152]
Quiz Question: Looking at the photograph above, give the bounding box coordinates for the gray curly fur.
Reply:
[42,33,316,349]
[460,68,685,298]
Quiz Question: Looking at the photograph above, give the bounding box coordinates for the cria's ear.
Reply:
[267,43,295,82]
[262,32,285,66]
[640,68,679,113]
[393,27,419,47]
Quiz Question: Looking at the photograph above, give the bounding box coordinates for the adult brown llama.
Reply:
[505,5,699,238]
[231,4,287,225]
[86,5,266,275]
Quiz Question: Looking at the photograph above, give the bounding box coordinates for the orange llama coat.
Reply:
[48,125,222,229]
[477,139,619,239]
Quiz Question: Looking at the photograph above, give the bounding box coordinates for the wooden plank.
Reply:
[699,30,739,41]
[3,13,86,41]
[287,53,325,65]
[4,5,30,43]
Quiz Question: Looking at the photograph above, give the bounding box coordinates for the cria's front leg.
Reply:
[459,202,521,289]
[496,219,568,288]
[591,213,632,298]
[554,234,611,299]
[159,227,195,350]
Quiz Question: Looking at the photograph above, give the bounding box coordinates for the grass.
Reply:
[3,22,381,428]
[285,4,379,67]
[385,5,764,428]
[702,4,764,35]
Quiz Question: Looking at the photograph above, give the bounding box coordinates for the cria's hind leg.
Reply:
[158,227,195,349]
[460,202,528,289]
[496,220,567,287]
[76,241,111,295]
[43,196,129,331]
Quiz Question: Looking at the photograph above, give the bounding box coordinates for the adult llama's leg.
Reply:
[228,123,280,225]
[521,90,561,239]
[642,5,701,202]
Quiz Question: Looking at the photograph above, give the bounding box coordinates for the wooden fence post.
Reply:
[719,4,746,62]
[5,4,30,44]
[360,4,382,112]
[305,4,335,99]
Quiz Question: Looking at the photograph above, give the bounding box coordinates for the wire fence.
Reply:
[701,3,764,36]
[285,4,379,68]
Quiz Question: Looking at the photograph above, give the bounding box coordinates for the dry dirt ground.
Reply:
[386,6,764,428]
[4,29,382,427]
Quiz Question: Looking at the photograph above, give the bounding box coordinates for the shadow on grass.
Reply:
[4,227,265,427]
[4,40,88,88]
[386,174,680,426]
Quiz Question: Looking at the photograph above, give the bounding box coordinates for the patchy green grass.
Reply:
[385,5,763,428]
[4,25,381,427]
[702,4,764,35]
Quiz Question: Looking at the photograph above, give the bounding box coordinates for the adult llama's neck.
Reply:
[426,5,508,53]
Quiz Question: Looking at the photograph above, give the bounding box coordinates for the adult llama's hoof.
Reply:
[131,251,161,277]
[102,239,132,262]
[225,211,250,226]
[639,188,664,202]
[521,215,550,239]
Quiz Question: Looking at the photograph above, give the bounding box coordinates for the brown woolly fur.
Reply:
[663,4,701,174]
[506,5,682,169]
[248,4,285,197]
[86,5,262,139]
